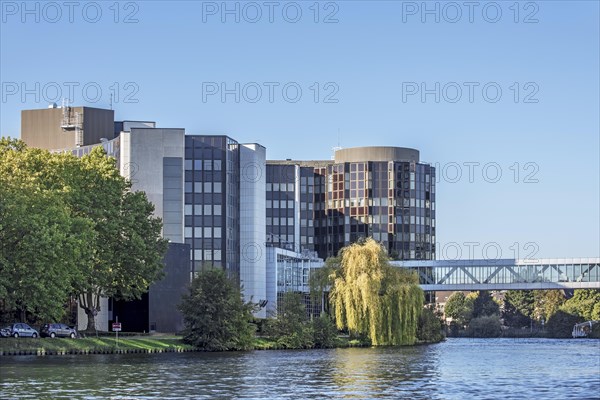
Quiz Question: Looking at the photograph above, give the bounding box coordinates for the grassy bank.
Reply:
[0,336,195,356]
[0,335,375,356]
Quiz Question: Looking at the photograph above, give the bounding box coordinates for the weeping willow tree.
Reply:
[328,238,423,345]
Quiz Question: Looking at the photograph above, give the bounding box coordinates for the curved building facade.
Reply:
[322,146,436,260]
[267,146,436,261]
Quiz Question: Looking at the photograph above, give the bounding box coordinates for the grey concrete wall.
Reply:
[21,107,114,150]
[122,128,185,243]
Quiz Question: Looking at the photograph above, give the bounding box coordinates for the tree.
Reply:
[0,140,168,330]
[561,289,600,321]
[546,309,582,338]
[502,290,535,328]
[472,291,500,318]
[54,147,168,331]
[0,139,94,322]
[444,292,474,328]
[467,315,502,338]
[329,238,423,346]
[417,306,444,343]
[533,290,565,323]
[312,313,339,348]
[179,268,256,351]
[267,292,314,349]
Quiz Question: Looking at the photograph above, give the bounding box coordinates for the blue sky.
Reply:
[1,0,599,259]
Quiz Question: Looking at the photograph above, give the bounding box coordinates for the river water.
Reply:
[1,338,599,399]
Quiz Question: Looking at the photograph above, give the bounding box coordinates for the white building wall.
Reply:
[266,247,278,317]
[240,144,267,318]
[121,128,185,243]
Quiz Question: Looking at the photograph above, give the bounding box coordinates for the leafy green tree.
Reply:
[444,292,474,328]
[329,238,423,346]
[311,313,339,348]
[546,309,582,338]
[179,268,256,351]
[417,306,444,343]
[0,139,94,322]
[267,292,314,349]
[503,290,534,327]
[533,290,565,322]
[54,147,167,331]
[0,139,168,330]
[472,291,500,318]
[561,289,600,321]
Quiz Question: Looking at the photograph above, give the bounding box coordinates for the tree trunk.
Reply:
[79,292,100,332]
[84,308,96,332]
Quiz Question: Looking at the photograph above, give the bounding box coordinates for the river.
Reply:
[1,338,599,399]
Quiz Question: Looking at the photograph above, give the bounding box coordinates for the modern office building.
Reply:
[184,135,241,282]
[268,146,436,261]
[265,161,330,254]
[20,104,441,323]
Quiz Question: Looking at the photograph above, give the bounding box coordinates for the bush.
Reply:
[179,268,256,351]
[546,310,583,338]
[417,307,444,343]
[266,292,314,349]
[312,314,339,348]
[467,315,502,338]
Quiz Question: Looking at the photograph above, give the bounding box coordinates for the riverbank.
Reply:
[0,335,376,356]
[0,336,196,356]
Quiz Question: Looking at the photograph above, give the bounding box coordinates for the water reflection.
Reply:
[1,339,598,399]
[330,346,442,399]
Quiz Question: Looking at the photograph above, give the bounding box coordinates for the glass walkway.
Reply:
[390,258,600,291]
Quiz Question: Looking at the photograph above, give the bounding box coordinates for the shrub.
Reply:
[467,315,502,338]
[312,314,339,348]
[179,268,256,351]
[417,307,444,343]
[546,310,583,338]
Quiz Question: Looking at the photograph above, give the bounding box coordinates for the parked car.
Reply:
[2,323,39,338]
[40,323,77,338]
[0,326,12,337]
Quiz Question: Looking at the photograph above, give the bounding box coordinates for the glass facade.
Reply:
[266,157,435,261]
[265,164,326,256]
[184,135,240,282]
[324,160,436,260]
[266,164,298,251]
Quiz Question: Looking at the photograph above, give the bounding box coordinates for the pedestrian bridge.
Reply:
[391,258,600,291]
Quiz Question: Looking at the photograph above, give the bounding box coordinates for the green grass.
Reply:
[0,334,374,355]
[0,336,195,355]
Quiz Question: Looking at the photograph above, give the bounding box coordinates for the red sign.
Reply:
[112,322,122,332]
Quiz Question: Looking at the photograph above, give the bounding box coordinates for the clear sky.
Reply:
[1,0,598,259]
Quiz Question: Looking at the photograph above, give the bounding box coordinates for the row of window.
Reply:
[184,182,223,193]
[184,204,222,216]
[190,249,223,261]
[267,183,295,192]
[327,198,435,209]
[184,226,223,238]
[185,159,223,171]
[267,217,295,226]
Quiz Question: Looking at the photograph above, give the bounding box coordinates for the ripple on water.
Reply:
[1,339,599,399]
